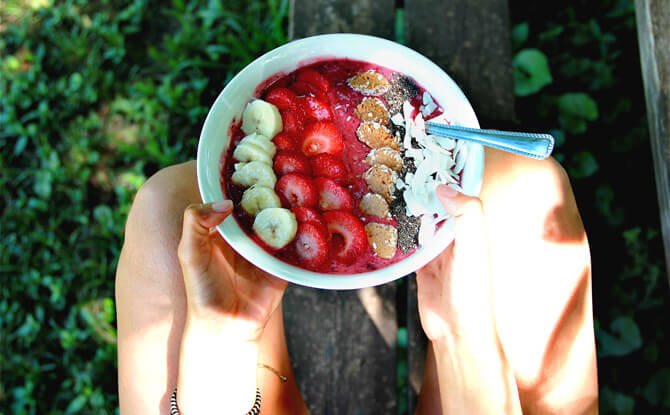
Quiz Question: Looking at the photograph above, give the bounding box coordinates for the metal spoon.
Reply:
[424,121,555,160]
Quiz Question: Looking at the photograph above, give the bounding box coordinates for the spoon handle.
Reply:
[424,121,555,160]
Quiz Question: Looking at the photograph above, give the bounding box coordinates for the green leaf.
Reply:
[550,129,566,148]
[567,151,599,179]
[643,368,670,408]
[65,395,87,415]
[511,22,529,50]
[600,387,635,415]
[597,316,642,357]
[513,48,552,96]
[397,327,408,348]
[557,92,599,134]
[33,170,53,198]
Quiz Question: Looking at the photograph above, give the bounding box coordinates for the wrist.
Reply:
[177,318,260,413]
[185,305,266,343]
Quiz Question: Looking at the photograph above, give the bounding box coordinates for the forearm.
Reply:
[432,329,522,415]
[177,317,259,414]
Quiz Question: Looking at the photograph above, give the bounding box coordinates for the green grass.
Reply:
[1,1,288,412]
[1,0,668,413]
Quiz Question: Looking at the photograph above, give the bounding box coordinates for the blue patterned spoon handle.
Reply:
[425,121,555,160]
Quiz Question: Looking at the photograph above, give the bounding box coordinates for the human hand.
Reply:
[416,185,494,343]
[177,201,288,343]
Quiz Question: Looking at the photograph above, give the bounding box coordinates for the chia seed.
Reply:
[384,74,419,115]
[390,193,420,253]
[383,74,422,253]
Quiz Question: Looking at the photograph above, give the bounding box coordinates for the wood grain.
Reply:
[290,0,395,40]
[404,0,516,125]
[635,0,670,283]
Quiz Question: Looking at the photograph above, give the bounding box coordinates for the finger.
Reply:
[435,185,488,266]
[179,200,233,267]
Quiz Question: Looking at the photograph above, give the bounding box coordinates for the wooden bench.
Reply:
[635,0,670,283]
[283,0,515,412]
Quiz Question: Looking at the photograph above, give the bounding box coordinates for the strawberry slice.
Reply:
[348,177,369,199]
[322,210,368,264]
[314,177,353,211]
[275,173,317,208]
[272,132,299,152]
[291,206,325,226]
[280,109,304,137]
[265,87,299,111]
[294,222,329,269]
[300,96,333,121]
[302,122,344,157]
[310,153,347,183]
[290,81,329,102]
[274,151,312,176]
[296,68,331,92]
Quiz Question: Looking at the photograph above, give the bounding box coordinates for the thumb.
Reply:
[436,185,488,263]
[178,200,233,268]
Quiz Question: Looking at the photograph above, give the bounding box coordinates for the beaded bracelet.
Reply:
[170,387,261,415]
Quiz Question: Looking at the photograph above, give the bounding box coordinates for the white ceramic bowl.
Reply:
[197,33,483,290]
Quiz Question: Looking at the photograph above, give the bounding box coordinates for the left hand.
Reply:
[177,201,288,342]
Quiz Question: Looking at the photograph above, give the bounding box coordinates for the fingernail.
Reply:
[436,184,459,198]
[212,200,233,212]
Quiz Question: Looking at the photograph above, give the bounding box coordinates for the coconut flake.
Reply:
[402,101,414,148]
[391,113,405,126]
[454,144,467,174]
[396,99,466,247]
[404,188,430,217]
[418,214,437,246]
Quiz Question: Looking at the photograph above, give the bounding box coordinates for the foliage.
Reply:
[1,0,287,413]
[509,0,669,413]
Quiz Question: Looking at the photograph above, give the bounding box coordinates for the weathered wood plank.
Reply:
[406,275,425,414]
[404,0,516,125]
[283,284,397,414]
[290,0,396,40]
[635,0,670,284]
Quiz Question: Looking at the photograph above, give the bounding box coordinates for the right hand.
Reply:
[177,201,288,342]
[416,185,495,342]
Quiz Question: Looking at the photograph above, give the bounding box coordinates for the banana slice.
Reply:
[240,185,281,216]
[233,142,273,165]
[241,99,283,139]
[231,161,277,188]
[239,132,277,158]
[253,207,298,249]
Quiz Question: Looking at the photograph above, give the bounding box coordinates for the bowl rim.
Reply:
[197,33,483,290]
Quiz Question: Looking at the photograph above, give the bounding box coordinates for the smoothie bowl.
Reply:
[197,34,484,290]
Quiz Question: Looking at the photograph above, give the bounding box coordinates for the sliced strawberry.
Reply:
[280,109,304,137]
[348,177,369,199]
[310,153,347,183]
[300,96,333,121]
[275,173,317,208]
[294,223,329,269]
[302,122,344,157]
[290,81,329,102]
[322,210,368,264]
[291,206,324,225]
[272,132,299,152]
[273,151,312,176]
[265,87,299,111]
[314,177,353,211]
[296,68,331,92]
